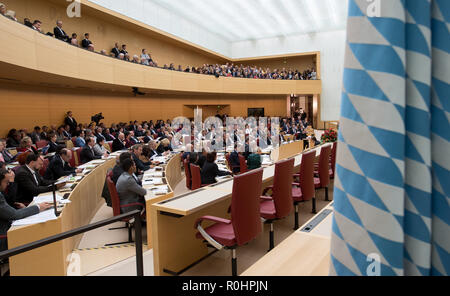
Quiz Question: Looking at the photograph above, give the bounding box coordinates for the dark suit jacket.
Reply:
[81,38,92,49]
[44,155,76,180]
[47,141,59,154]
[111,47,120,58]
[64,116,78,134]
[111,165,124,184]
[0,192,40,251]
[229,151,240,173]
[15,165,53,203]
[201,161,230,185]
[54,26,69,41]
[132,154,150,172]
[94,133,106,143]
[80,146,101,164]
[112,139,126,152]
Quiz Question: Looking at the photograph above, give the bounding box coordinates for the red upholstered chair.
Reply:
[291,151,316,230]
[184,159,191,189]
[75,148,83,166]
[35,140,48,149]
[194,168,264,276]
[260,158,294,250]
[105,172,134,246]
[329,142,338,179]
[39,158,49,177]
[190,164,207,190]
[71,137,77,147]
[315,145,331,201]
[238,154,248,174]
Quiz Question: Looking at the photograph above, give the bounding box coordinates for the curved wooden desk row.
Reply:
[7,151,182,276]
[0,16,322,95]
[149,140,331,276]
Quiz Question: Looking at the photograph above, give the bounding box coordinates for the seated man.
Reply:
[46,132,60,154]
[111,152,132,184]
[80,137,103,164]
[229,144,241,174]
[54,20,69,41]
[15,153,65,204]
[201,152,231,185]
[44,148,82,180]
[131,144,151,173]
[115,159,146,214]
[112,132,126,152]
[81,33,94,51]
[0,168,53,252]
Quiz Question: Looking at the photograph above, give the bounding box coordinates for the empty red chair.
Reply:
[315,145,331,201]
[292,151,316,230]
[184,159,191,189]
[35,140,48,149]
[39,158,49,177]
[190,164,207,190]
[105,173,135,246]
[75,148,83,166]
[194,168,264,276]
[260,158,294,250]
[238,154,248,174]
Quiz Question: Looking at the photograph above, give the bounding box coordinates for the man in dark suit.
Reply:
[64,111,78,135]
[1,168,53,252]
[131,145,151,172]
[44,149,81,180]
[111,42,121,58]
[15,153,65,204]
[112,133,126,152]
[54,20,69,42]
[103,128,115,141]
[80,137,102,164]
[111,152,132,184]
[81,33,94,51]
[94,127,106,143]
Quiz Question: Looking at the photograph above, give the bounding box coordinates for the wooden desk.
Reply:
[7,157,117,276]
[145,153,182,249]
[150,143,331,275]
[241,204,333,276]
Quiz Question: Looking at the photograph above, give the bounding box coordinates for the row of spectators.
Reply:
[1,3,317,80]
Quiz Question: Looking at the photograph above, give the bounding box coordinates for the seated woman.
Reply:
[115,159,146,215]
[156,138,172,155]
[247,148,262,170]
[0,168,52,252]
[17,137,38,154]
[93,138,108,157]
[69,33,78,47]
[201,152,231,185]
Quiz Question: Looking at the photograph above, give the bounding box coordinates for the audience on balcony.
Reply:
[0,5,317,81]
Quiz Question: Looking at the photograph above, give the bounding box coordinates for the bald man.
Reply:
[44,148,82,180]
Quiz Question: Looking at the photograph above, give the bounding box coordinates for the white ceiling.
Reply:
[148,0,348,42]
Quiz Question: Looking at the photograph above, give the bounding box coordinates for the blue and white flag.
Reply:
[330,0,449,276]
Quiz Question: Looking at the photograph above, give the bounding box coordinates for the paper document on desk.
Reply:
[216,176,231,181]
[33,192,64,203]
[152,156,167,163]
[144,171,163,177]
[90,159,106,165]
[142,178,164,186]
[149,185,169,195]
[55,176,70,185]
[12,209,57,226]
[77,163,97,169]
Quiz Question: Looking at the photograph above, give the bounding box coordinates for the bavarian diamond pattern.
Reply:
[330,0,449,276]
